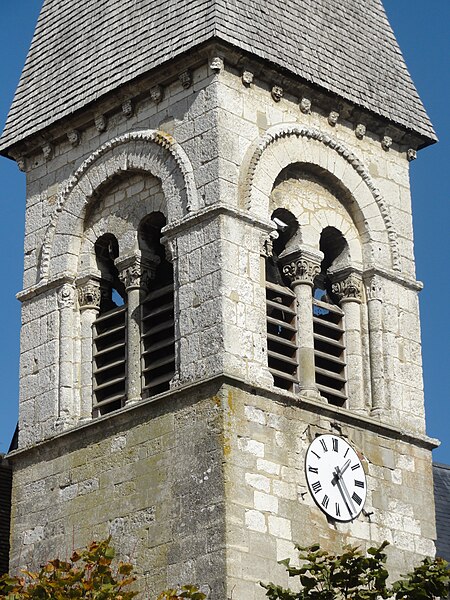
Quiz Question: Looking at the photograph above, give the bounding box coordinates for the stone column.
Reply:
[365,275,386,416]
[280,248,323,398]
[117,253,160,405]
[77,277,101,421]
[331,271,365,413]
[57,283,76,426]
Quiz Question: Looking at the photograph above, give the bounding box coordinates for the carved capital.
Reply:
[242,70,254,86]
[300,97,311,114]
[116,254,160,291]
[77,279,101,310]
[365,275,383,302]
[58,283,76,309]
[331,273,363,304]
[179,70,192,89]
[280,249,322,288]
[271,86,284,102]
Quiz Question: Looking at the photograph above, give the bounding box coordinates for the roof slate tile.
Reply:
[0,0,435,152]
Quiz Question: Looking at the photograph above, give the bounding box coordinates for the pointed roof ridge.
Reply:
[0,0,436,153]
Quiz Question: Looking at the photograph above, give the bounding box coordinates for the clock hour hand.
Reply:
[331,459,351,486]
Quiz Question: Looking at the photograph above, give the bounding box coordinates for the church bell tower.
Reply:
[1,0,438,597]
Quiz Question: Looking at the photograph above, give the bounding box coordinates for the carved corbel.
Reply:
[300,97,311,114]
[122,99,133,117]
[150,85,164,104]
[261,230,279,259]
[271,86,284,102]
[95,114,107,132]
[328,111,339,126]
[160,236,178,263]
[179,70,192,89]
[42,143,53,160]
[67,130,80,146]
[242,70,254,86]
[210,57,224,72]
[381,136,393,151]
[407,148,417,162]
[355,123,366,139]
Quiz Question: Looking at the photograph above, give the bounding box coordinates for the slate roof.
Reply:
[0,0,436,153]
[434,463,450,562]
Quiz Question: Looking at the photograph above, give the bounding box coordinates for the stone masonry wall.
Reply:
[10,388,226,598]
[11,49,435,600]
[222,384,435,600]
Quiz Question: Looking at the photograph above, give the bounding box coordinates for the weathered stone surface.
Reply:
[8,36,435,600]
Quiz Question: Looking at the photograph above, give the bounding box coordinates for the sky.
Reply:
[0,1,449,460]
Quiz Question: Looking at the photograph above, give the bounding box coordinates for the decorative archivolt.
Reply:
[39,130,199,282]
[241,124,400,271]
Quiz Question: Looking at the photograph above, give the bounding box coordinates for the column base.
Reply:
[296,386,326,403]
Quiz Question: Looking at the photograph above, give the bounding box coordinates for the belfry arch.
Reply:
[240,124,401,271]
[39,130,199,282]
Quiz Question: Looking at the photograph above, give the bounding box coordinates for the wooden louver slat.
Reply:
[141,283,175,397]
[312,298,347,407]
[266,282,299,391]
[92,305,127,416]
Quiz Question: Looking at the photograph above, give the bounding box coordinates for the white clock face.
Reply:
[305,434,367,521]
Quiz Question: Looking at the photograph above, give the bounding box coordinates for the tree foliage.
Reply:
[0,538,137,600]
[261,542,450,600]
[0,539,205,600]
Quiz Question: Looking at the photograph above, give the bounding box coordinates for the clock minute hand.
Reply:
[339,458,351,476]
[334,465,356,517]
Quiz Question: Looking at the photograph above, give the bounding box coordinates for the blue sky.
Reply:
[0,1,449,461]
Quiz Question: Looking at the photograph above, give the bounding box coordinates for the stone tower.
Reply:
[0,0,438,597]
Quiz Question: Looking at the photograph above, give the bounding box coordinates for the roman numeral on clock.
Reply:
[311,481,322,494]
[321,495,329,509]
[320,439,328,452]
[352,492,363,506]
[354,479,365,488]
[332,437,339,452]
[335,502,341,517]
[351,463,361,471]
[308,466,318,474]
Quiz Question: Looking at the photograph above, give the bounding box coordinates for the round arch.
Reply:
[240,124,400,271]
[39,130,199,282]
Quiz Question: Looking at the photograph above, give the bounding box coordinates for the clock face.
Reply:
[305,434,367,521]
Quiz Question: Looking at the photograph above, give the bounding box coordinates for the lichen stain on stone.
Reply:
[227,390,235,414]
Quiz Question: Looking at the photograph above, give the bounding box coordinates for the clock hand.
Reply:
[331,459,351,486]
[334,466,356,517]
[339,458,351,476]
